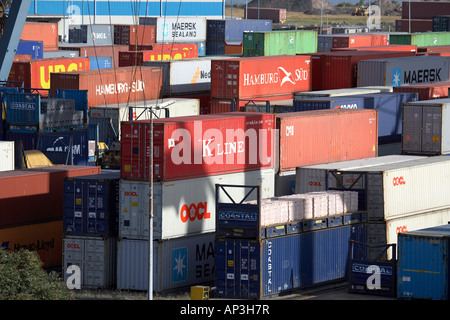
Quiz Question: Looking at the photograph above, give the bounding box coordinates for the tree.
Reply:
[0,249,74,300]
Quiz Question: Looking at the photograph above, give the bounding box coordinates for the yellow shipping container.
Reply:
[0,219,63,269]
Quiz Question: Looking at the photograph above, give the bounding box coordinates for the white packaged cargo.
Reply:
[143,58,215,96]
[402,98,450,155]
[119,168,275,240]
[62,236,117,289]
[89,98,200,142]
[0,141,14,172]
[116,232,215,292]
[295,155,425,194]
[342,156,450,221]
[156,17,207,43]
[357,56,450,87]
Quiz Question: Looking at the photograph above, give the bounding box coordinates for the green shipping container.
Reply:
[243,30,317,57]
[390,32,450,47]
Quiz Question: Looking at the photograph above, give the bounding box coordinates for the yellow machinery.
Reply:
[190,286,210,300]
[351,7,369,16]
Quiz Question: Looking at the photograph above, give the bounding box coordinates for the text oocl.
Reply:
[180,202,211,223]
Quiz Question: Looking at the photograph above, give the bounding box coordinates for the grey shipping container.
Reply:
[116,233,215,292]
[402,98,450,155]
[63,236,117,289]
[69,25,113,46]
[357,56,450,87]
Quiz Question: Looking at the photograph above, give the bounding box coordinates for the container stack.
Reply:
[62,170,120,288]
[214,184,366,299]
[116,112,276,292]
[0,165,101,270]
[2,89,94,166]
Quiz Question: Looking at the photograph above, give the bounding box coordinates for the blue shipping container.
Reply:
[206,19,272,42]
[397,224,450,300]
[17,40,44,59]
[215,222,367,299]
[5,92,41,132]
[293,96,366,111]
[63,171,120,237]
[89,56,112,70]
[37,128,92,166]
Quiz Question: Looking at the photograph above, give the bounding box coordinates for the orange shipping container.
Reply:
[0,219,63,269]
[276,109,378,172]
[332,34,388,48]
[118,49,194,67]
[50,66,162,107]
[8,57,90,94]
[21,22,59,51]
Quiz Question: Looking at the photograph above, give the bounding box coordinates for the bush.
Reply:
[0,249,74,300]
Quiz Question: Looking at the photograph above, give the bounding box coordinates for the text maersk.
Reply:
[404,68,441,84]
[171,22,197,38]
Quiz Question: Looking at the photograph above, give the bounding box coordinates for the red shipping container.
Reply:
[118,49,194,67]
[21,22,58,51]
[59,44,130,68]
[277,109,378,172]
[417,45,450,53]
[50,66,162,107]
[395,19,433,33]
[0,165,101,228]
[402,1,450,19]
[13,54,32,62]
[311,51,416,90]
[114,24,156,45]
[393,81,450,100]
[8,57,90,94]
[120,112,275,181]
[330,44,418,53]
[210,94,293,113]
[332,34,388,49]
[211,55,311,100]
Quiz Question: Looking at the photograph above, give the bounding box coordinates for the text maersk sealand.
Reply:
[171,22,197,38]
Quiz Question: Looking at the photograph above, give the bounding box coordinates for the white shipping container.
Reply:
[367,207,450,260]
[402,98,450,155]
[295,155,425,194]
[62,236,117,289]
[156,17,207,43]
[119,168,275,240]
[344,156,450,221]
[116,233,215,292]
[144,58,214,96]
[0,141,14,172]
[89,98,200,142]
[293,87,386,100]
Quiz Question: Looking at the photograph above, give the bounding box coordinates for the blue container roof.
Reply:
[402,224,450,238]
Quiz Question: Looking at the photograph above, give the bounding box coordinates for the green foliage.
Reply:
[0,249,74,300]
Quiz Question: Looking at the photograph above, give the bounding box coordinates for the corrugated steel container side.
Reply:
[21,22,59,51]
[63,171,120,237]
[245,7,287,23]
[89,56,112,70]
[402,99,450,155]
[417,45,450,53]
[319,51,416,90]
[0,219,63,269]
[0,165,101,227]
[209,94,294,113]
[331,34,388,48]
[396,19,433,33]
[114,25,156,45]
[144,58,218,96]
[242,30,317,56]
[215,222,367,299]
[89,98,200,142]
[8,57,91,93]
[118,168,275,240]
[50,66,162,107]
[357,56,450,87]
[211,55,311,100]
[293,96,366,111]
[62,236,117,288]
[69,24,113,46]
[276,109,378,172]
[402,1,450,19]
[397,224,450,300]
[17,40,44,59]
[330,44,418,53]
[390,32,450,47]
[58,44,130,68]
[394,82,450,100]
[206,19,272,42]
[117,233,215,292]
[0,141,14,172]
[120,113,275,182]
[118,49,194,67]
[156,17,207,43]
[345,156,450,221]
